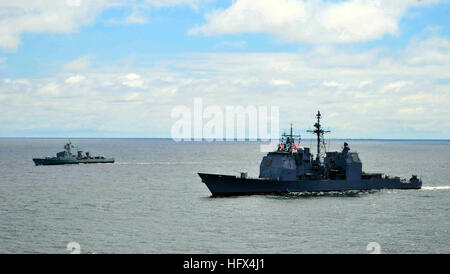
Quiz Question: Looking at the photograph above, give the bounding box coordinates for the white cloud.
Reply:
[189,0,307,37]
[0,1,108,50]
[323,81,342,88]
[66,0,82,7]
[270,79,293,87]
[63,56,91,71]
[65,75,86,84]
[37,83,60,97]
[121,73,146,88]
[1,36,449,138]
[358,80,372,88]
[123,92,141,101]
[398,107,425,114]
[107,9,150,25]
[161,87,178,95]
[400,94,439,103]
[403,36,450,66]
[381,81,407,93]
[134,0,211,9]
[189,0,440,43]
[320,1,398,42]
[0,0,212,50]
[124,13,150,25]
[125,73,141,81]
[0,0,442,52]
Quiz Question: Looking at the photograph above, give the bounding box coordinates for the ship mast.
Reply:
[307,111,330,162]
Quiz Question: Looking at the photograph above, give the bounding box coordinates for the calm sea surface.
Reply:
[0,139,449,254]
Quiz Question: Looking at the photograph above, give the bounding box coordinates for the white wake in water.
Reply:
[421,186,450,190]
[115,162,202,165]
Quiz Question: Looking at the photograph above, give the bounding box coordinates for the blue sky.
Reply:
[0,0,449,138]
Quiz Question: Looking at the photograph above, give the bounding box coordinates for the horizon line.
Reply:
[0,137,449,141]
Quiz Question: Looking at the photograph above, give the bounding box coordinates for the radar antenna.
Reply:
[307,111,330,162]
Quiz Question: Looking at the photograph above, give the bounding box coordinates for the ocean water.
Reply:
[0,139,449,254]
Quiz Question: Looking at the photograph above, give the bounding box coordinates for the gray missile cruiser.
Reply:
[198,111,422,196]
[33,142,114,166]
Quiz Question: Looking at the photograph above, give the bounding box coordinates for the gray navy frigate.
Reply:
[33,142,114,166]
[199,111,422,196]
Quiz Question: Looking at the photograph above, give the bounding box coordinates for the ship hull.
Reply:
[33,158,114,166]
[198,173,422,196]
